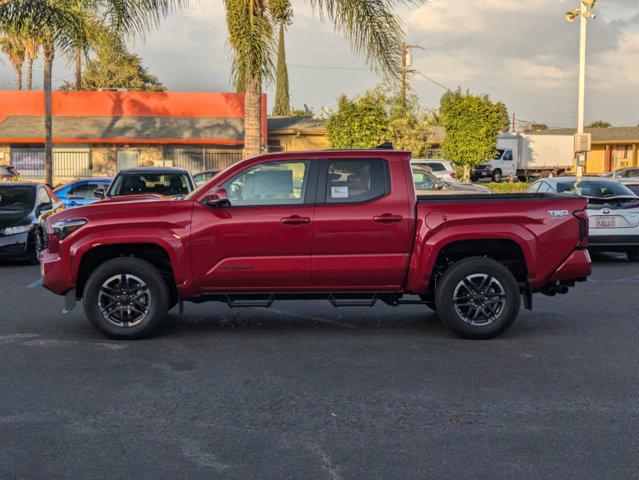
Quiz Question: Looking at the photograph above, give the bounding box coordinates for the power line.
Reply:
[412,70,451,91]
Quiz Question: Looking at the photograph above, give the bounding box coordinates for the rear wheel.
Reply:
[83,257,169,339]
[627,248,639,262]
[491,170,503,183]
[435,257,521,339]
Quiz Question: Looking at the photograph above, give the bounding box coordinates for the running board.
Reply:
[187,291,402,308]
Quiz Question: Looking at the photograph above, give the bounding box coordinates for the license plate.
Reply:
[596,216,617,228]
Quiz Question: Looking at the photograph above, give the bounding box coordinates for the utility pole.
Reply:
[512,113,516,134]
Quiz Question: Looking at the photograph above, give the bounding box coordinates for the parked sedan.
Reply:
[193,169,220,187]
[0,182,64,263]
[412,159,457,182]
[527,177,639,261]
[54,178,112,208]
[604,167,639,179]
[412,165,490,195]
[95,167,195,199]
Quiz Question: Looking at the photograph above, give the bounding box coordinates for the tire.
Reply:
[491,170,502,183]
[627,248,639,262]
[83,257,169,339]
[27,228,43,265]
[434,257,521,339]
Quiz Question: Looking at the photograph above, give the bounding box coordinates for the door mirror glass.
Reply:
[202,188,230,208]
[94,187,106,199]
[38,202,53,213]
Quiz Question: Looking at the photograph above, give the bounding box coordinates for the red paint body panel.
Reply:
[41,150,591,302]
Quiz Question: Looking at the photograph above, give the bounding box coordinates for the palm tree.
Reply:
[0,31,25,90]
[23,34,40,90]
[226,0,420,158]
[0,0,187,186]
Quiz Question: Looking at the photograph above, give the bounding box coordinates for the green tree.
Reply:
[291,104,314,116]
[271,0,292,116]
[23,33,40,90]
[326,90,389,149]
[587,120,612,128]
[496,101,510,132]
[0,0,186,185]
[60,44,165,92]
[440,88,505,181]
[225,0,424,159]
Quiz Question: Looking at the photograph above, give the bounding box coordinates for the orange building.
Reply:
[0,91,267,182]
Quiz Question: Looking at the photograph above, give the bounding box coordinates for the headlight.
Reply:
[488,164,493,170]
[52,219,87,240]
[2,224,33,235]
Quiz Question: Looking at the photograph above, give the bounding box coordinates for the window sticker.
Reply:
[331,186,348,198]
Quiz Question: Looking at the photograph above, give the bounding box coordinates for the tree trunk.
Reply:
[75,46,82,90]
[272,23,290,116]
[26,59,33,91]
[463,165,470,182]
[44,41,54,186]
[243,74,262,159]
[16,65,22,91]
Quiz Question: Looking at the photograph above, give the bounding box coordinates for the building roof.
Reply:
[0,91,266,145]
[267,116,326,132]
[535,127,639,143]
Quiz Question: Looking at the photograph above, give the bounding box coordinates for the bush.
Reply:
[483,182,530,193]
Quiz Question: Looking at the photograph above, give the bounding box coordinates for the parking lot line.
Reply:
[588,274,639,284]
[26,278,42,288]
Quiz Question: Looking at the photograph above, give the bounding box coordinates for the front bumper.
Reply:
[0,232,29,258]
[549,249,592,283]
[40,249,73,295]
[471,168,490,178]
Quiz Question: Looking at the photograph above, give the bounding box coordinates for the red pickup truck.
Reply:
[41,150,591,339]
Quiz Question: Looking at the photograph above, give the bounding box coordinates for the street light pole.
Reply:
[576,6,588,178]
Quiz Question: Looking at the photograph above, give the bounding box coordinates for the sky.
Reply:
[1,0,639,128]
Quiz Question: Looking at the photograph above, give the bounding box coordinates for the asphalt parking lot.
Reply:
[1,255,638,479]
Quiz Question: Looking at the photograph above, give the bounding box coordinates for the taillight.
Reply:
[573,209,589,248]
[450,172,456,179]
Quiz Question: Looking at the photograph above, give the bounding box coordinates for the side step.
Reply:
[187,291,416,308]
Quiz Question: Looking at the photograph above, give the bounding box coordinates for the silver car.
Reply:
[604,167,639,179]
[411,159,458,182]
[527,177,639,261]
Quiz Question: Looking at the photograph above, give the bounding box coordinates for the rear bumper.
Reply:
[40,249,73,295]
[548,249,592,283]
[588,235,639,247]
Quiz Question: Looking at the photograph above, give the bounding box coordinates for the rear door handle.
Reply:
[373,214,403,223]
[281,215,311,225]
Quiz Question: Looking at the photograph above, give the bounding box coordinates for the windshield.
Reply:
[109,173,192,197]
[0,186,35,209]
[494,149,505,160]
[412,166,439,190]
[557,180,636,198]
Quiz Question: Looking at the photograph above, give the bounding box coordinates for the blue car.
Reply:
[54,178,112,208]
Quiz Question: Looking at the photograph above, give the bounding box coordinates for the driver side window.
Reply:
[221,160,310,206]
[503,150,513,161]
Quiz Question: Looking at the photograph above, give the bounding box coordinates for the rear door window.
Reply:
[322,159,388,204]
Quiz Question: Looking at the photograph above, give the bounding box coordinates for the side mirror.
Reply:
[94,187,106,199]
[38,202,53,213]
[202,188,230,208]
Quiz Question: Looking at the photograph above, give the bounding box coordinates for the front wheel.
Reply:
[28,228,44,265]
[435,257,521,339]
[83,257,169,339]
[491,170,503,183]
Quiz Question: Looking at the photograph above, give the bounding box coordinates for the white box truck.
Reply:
[471,133,575,182]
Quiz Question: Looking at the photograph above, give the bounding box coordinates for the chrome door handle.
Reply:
[281,215,311,225]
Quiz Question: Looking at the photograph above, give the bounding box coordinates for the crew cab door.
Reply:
[189,159,318,291]
[311,157,412,288]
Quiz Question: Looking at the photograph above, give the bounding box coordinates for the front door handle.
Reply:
[281,215,311,225]
[373,214,403,223]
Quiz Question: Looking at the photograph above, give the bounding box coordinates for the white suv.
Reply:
[411,159,457,182]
